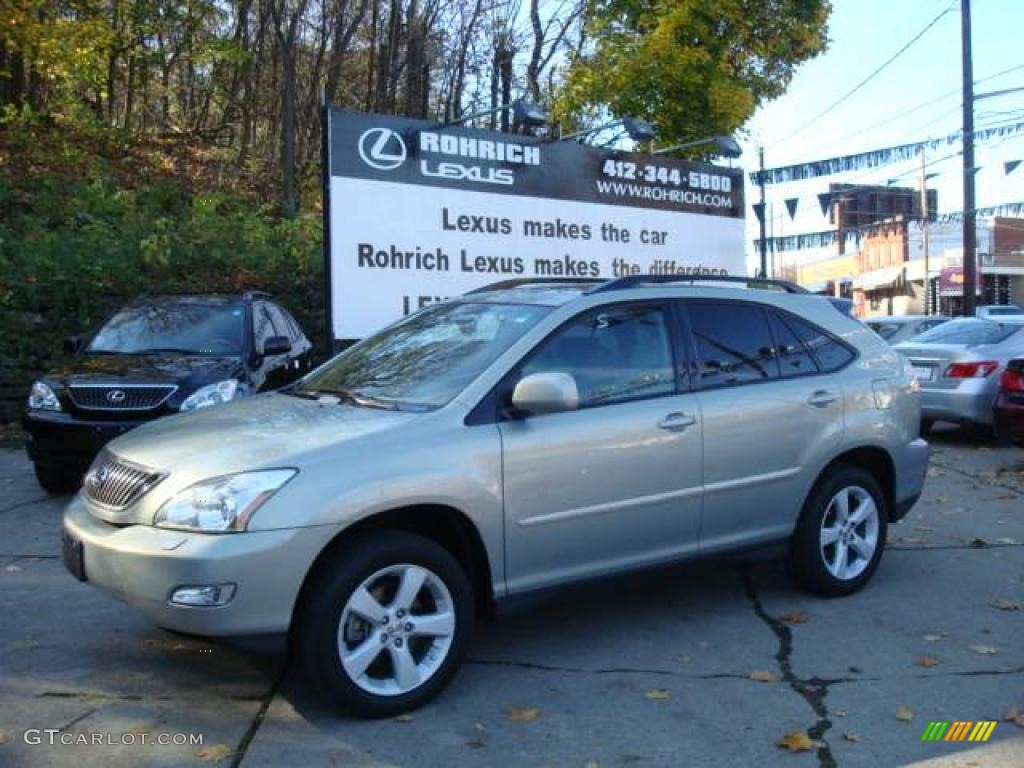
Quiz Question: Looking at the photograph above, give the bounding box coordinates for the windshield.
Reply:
[87,303,246,355]
[296,302,551,409]
[912,319,1022,346]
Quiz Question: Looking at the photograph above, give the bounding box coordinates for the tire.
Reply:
[788,465,888,597]
[33,463,82,494]
[294,530,474,718]
[920,419,934,436]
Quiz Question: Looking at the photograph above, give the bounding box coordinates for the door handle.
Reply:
[807,390,838,408]
[658,412,697,431]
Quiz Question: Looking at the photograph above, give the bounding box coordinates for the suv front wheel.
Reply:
[294,531,474,717]
[788,465,888,597]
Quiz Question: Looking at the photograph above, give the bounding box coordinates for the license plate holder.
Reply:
[912,365,934,382]
[61,529,86,582]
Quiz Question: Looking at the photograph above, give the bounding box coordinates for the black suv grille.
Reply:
[84,453,165,509]
[68,385,176,411]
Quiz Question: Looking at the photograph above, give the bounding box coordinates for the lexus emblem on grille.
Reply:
[106,389,127,403]
[90,466,110,490]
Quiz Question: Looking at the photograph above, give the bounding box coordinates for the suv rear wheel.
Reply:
[788,465,888,597]
[294,531,474,717]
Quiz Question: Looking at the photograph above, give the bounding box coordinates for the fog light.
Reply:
[169,584,236,607]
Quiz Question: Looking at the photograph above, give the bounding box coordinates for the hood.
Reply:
[53,353,244,386]
[105,391,421,474]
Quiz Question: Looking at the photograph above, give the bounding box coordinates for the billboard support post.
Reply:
[321,88,335,352]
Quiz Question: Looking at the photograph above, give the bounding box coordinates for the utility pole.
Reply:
[961,0,977,316]
[758,147,768,278]
[919,151,931,314]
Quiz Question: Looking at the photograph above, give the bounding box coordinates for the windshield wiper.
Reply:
[290,386,400,410]
[129,347,197,356]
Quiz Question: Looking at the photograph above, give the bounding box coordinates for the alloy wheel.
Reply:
[819,485,879,581]
[337,564,456,696]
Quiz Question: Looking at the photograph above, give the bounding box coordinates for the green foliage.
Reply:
[0,123,323,415]
[555,0,831,149]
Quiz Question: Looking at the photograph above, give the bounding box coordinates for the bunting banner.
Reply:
[785,198,799,219]
[817,192,833,216]
[935,200,1024,223]
[751,202,765,224]
[1006,160,1021,176]
[753,200,1024,252]
[750,121,1024,186]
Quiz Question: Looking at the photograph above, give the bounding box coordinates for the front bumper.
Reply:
[62,495,338,636]
[919,381,998,425]
[24,410,145,470]
[891,437,929,522]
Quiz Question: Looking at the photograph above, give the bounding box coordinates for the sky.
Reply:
[737,0,1024,271]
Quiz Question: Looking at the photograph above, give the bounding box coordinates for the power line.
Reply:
[769,1,957,150]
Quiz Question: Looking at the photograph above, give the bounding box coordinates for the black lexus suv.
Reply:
[25,292,314,493]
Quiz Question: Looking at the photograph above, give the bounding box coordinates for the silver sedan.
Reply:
[895,318,1024,429]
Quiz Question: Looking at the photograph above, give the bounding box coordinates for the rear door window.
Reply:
[685,302,780,387]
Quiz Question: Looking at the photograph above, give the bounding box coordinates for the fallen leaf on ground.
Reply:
[922,633,945,642]
[393,714,413,723]
[834,709,847,718]
[194,744,232,762]
[505,706,540,722]
[4,565,21,573]
[0,731,8,744]
[776,731,818,752]
[971,538,990,548]
[969,644,999,655]
[585,762,600,768]
[644,689,671,700]
[749,670,781,683]
[780,611,808,624]
[933,495,949,503]
[896,706,914,723]
[843,732,863,742]
[914,656,941,668]
[992,598,1022,611]
[1003,707,1024,728]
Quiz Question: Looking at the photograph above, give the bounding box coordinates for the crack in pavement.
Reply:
[0,496,54,515]
[929,458,1024,495]
[466,657,753,680]
[888,542,1022,552]
[741,567,836,768]
[230,665,286,767]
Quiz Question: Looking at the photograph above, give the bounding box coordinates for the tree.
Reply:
[555,0,830,148]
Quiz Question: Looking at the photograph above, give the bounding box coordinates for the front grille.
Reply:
[68,385,176,411]
[84,453,165,509]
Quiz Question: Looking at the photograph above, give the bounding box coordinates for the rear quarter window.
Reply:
[780,313,856,372]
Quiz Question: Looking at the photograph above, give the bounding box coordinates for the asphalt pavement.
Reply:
[1,427,1022,767]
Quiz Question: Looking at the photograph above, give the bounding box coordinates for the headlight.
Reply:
[180,379,244,411]
[153,470,296,532]
[28,381,61,411]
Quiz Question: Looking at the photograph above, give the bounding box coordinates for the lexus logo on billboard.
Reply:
[357,128,406,171]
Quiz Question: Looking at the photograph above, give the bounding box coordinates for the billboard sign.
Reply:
[325,109,746,341]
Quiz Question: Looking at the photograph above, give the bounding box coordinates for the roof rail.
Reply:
[590,274,809,294]
[241,290,273,300]
[465,278,605,295]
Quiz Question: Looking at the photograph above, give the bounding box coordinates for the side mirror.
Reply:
[261,336,291,357]
[511,372,579,416]
[63,336,82,355]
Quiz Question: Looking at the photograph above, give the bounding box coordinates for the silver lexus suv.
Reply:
[62,277,928,716]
